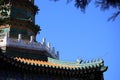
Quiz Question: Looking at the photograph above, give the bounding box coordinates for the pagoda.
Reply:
[0,0,59,60]
[0,0,108,80]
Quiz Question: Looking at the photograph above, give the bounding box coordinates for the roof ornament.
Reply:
[87,60,90,63]
[99,58,104,63]
[97,58,102,62]
[91,59,94,63]
[76,58,83,64]
[28,17,32,22]
[83,60,86,63]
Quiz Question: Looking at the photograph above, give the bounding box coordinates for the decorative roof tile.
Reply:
[0,53,107,72]
[13,57,107,71]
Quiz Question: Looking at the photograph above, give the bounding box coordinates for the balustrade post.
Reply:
[4,33,8,40]
[47,42,51,48]
[30,35,34,43]
[57,51,59,59]
[18,34,22,42]
[42,38,46,46]
[4,33,9,45]
[52,47,55,54]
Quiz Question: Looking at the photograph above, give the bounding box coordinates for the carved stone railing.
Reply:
[0,34,59,59]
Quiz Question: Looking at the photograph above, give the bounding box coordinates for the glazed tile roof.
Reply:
[13,56,107,71]
[0,53,108,76]
[14,57,75,69]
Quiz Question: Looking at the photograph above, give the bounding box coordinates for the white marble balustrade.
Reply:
[0,34,59,59]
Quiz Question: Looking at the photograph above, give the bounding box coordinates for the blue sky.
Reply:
[35,0,120,80]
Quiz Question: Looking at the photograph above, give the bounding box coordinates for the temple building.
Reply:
[0,0,108,80]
